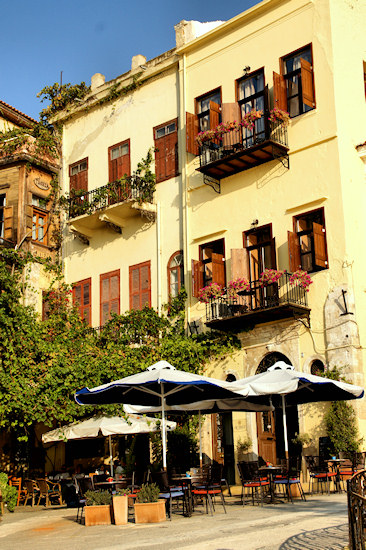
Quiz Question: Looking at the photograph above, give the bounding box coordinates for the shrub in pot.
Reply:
[112,488,130,525]
[134,483,166,524]
[0,473,17,513]
[84,490,112,526]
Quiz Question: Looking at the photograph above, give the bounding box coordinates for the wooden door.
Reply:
[256,411,277,464]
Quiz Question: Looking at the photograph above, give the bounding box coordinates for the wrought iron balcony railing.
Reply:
[197,116,289,180]
[68,176,154,219]
[205,273,309,329]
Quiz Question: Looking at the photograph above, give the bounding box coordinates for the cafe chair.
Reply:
[273,457,306,502]
[237,461,270,507]
[74,476,94,523]
[36,479,63,506]
[151,471,186,519]
[9,477,24,507]
[304,455,336,495]
[21,480,40,507]
[192,467,226,516]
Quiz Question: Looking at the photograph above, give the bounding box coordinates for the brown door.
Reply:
[256,411,277,464]
[211,414,224,464]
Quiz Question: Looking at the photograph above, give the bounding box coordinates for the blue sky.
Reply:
[1,0,258,120]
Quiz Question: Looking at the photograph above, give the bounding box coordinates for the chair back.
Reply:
[209,463,223,485]
[36,479,49,495]
[77,476,94,496]
[353,452,366,471]
[9,477,22,489]
[151,471,170,492]
[237,461,260,482]
[24,479,38,495]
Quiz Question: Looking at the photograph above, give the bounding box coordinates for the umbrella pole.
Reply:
[282,395,289,459]
[199,411,202,468]
[109,435,114,477]
[161,383,167,470]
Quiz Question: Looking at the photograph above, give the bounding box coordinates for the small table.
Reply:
[258,465,284,504]
[327,458,347,492]
[94,480,118,492]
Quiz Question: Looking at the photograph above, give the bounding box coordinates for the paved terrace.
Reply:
[0,493,348,550]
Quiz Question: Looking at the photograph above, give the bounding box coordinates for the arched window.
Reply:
[310,359,325,376]
[226,374,237,383]
[256,352,291,374]
[167,251,184,299]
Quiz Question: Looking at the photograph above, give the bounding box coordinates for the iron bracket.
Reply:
[203,175,221,194]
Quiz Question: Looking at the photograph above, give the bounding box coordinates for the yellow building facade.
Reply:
[58,0,366,478]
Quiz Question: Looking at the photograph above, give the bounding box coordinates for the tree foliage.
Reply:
[0,252,240,442]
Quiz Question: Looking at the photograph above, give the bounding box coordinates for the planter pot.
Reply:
[134,500,166,524]
[84,504,111,526]
[112,495,128,525]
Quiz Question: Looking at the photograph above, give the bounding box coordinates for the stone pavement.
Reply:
[0,493,349,550]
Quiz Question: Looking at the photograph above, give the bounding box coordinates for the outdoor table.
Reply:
[171,476,197,517]
[258,465,284,504]
[327,458,347,492]
[94,480,119,492]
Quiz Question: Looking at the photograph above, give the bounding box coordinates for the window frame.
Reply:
[199,238,226,288]
[69,157,88,193]
[32,207,48,245]
[0,193,6,239]
[293,207,328,273]
[153,118,179,183]
[108,139,130,182]
[236,68,267,146]
[72,277,92,326]
[281,43,315,118]
[167,250,184,300]
[195,87,222,133]
[100,269,120,326]
[243,223,276,282]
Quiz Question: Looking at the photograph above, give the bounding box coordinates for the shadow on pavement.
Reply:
[279,523,348,549]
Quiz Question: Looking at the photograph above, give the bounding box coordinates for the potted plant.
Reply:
[112,488,130,526]
[84,490,112,526]
[134,483,166,524]
[0,473,17,514]
[198,282,223,303]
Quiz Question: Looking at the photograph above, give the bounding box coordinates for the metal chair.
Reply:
[151,471,185,519]
[304,456,336,494]
[273,457,306,502]
[74,476,94,523]
[237,461,270,506]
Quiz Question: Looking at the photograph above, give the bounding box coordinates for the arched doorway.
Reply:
[255,353,299,464]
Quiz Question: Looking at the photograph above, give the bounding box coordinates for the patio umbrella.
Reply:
[42,414,176,476]
[75,360,261,469]
[231,361,364,457]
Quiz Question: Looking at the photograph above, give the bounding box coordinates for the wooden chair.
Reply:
[9,477,23,507]
[21,480,39,506]
[36,479,63,506]
[0,486,4,515]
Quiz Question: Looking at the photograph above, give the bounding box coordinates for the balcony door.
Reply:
[244,224,276,309]
[237,69,267,147]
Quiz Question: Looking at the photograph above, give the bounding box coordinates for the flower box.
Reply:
[134,500,166,524]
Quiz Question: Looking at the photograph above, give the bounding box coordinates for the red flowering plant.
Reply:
[227,278,250,298]
[240,109,263,130]
[259,269,285,287]
[268,108,290,128]
[198,282,224,303]
[196,121,240,146]
[289,270,313,292]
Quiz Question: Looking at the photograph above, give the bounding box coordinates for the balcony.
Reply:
[205,273,310,332]
[66,176,156,242]
[197,117,289,180]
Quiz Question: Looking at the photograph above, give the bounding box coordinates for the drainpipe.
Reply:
[156,201,162,314]
[179,53,191,325]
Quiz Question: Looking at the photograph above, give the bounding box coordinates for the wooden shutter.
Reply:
[209,101,220,129]
[70,159,88,193]
[211,253,226,287]
[231,248,249,279]
[129,262,151,310]
[273,72,287,112]
[270,237,277,269]
[186,112,199,155]
[100,270,120,325]
[109,141,131,182]
[73,278,91,325]
[154,123,178,183]
[4,206,13,241]
[313,222,327,268]
[221,103,241,148]
[288,231,301,272]
[300,58,315,108]
[192,259,203,298]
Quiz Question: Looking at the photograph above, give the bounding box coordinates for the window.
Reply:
[196,88,221,133]
[153,119,178,183]
[73,278,92,325]
[200,239,225,287]
[129,261,151,310]
[310,359,325,376]
[100,270,120,325]
[167,251,184,299]
[281,45,315,117]
[0,194,5,239]
[69,158,88,193]
[288,208,328,273]
[244,224,276,281]
[237,69,266,146]
[108,140,130,182]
